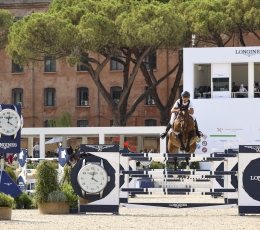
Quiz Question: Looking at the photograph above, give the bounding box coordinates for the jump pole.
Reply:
[71,144,260,215]
[121,152,238,204]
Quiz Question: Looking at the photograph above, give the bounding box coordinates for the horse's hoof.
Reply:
[185,147,190,152]
[173,174,178,178]
[180,147,185,151]
[186,166,190,171]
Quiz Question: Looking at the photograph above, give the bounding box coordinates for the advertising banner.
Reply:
[0,104,22,153]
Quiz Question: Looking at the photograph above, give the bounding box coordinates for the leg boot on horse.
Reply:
[185,157,190,171]
[173,156,178,172]
[160,122,172,139]
[185,130,194,152]
[176,133,186,151]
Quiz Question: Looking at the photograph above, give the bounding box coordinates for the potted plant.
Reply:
[0,192,14,220]
[38,190,70,214]
[35,160,69,214]
[62,183,78,213]
[15,193,33,209]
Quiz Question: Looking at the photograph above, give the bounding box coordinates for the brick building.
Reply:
[2,1,260,152]
[0,0,179,131]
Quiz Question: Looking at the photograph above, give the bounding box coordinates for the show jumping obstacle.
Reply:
[70,144,260,216]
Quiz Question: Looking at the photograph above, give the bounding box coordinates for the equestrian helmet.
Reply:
[181,91,190,98]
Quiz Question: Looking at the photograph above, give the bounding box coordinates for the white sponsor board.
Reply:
[184,47,260,169]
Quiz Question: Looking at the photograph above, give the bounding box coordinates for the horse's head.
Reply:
[176,108,189,132]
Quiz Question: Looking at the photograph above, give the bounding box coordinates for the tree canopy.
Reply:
[6,0,260,126]
[0,9,13,50]
[7,0,187,126]
[175,0,260,47]
[226,0,260,45]
[7,0,186,65]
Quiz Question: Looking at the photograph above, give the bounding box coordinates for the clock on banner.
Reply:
[0,104,23,153]
[77,163,109,194]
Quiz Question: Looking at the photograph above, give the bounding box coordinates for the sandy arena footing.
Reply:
[1,195,260,230]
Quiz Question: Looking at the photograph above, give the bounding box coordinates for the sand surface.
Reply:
[1,195,260,230]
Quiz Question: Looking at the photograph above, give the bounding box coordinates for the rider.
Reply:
[160,91,202,139]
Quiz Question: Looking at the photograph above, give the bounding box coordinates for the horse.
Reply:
[168,108,197,171]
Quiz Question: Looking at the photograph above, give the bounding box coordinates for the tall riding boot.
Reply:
[194,119,203,138]
[160,123,172,140]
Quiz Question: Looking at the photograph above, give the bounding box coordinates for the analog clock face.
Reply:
[0,109,21,136]
[77,163,108,193]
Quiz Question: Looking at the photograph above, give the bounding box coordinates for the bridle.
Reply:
[177,110,189,132]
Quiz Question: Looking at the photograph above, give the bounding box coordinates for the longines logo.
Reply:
[169,203,187,208]
[85,145,115,152]
[250,176,260,181]
[217,128,223,132]
[0,143,17,149]
[235,49,260,57]
[4,183,12,186]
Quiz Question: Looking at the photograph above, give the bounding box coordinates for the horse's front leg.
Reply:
[185,157,190,171]
[176,133,186,151]
[185,130,194,152]
[174,156,177,171]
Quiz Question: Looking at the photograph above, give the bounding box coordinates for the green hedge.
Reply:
[0,192,14,208]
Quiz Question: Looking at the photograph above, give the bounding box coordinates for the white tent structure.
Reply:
[45,137,70,145]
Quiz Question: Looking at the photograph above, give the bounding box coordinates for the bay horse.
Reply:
[168,108,197,171]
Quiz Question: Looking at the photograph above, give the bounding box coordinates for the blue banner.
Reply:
[18,148,28,167]
[0,170,22,197]
[0,104,22,153]
[58,147,69,167]
[17,175,26,192]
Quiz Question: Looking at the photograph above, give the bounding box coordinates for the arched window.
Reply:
[145,119,157,126]
[77,53,89,71]
[144,86,155,105]
[110,86,122,103]
[12,60,23,73]
[12,88,23,106]
[44,57,56,72]
[77,87,89,106]
[110,52,122,70]
[77,120,89,127]
[145,52,157,70]
[44,88,56,106]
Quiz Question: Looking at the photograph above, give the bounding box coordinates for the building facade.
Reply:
[2,1,260,130]
[0,0,180,130]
